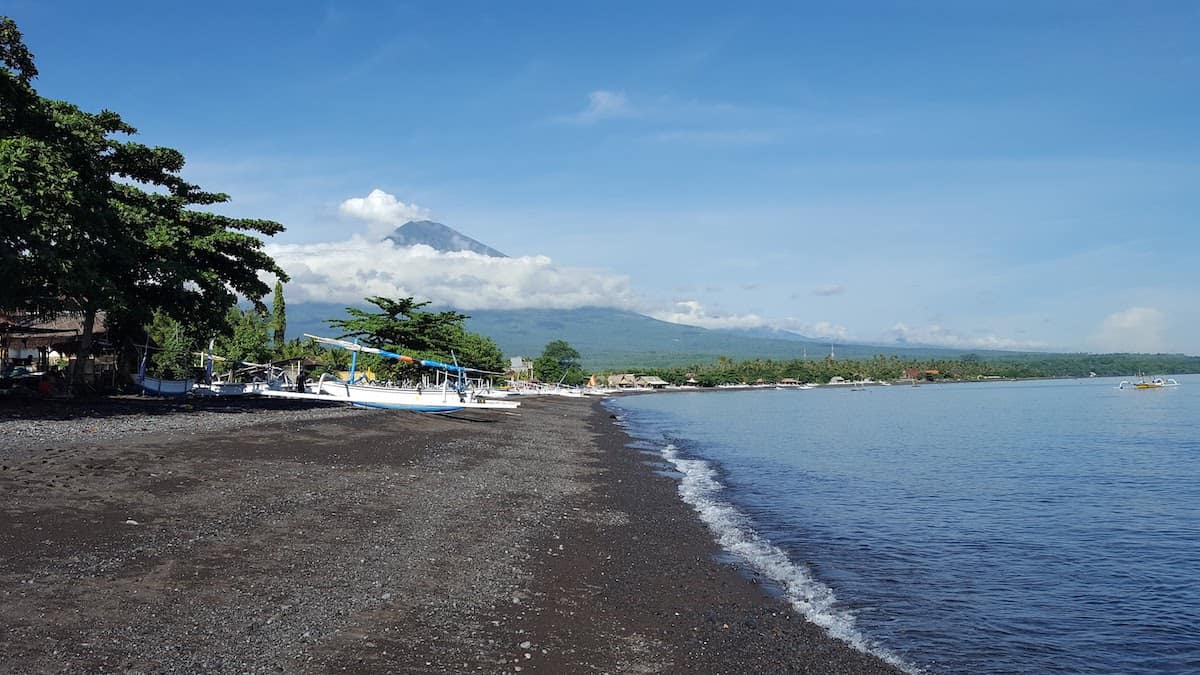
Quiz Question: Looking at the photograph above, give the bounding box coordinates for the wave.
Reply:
[658,442,915,673]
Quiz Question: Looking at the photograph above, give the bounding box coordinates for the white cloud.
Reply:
[650,300,767,329]
[265,236,637,311]
[338,189,431,238]
[649,301,850,339]
[812,284,846,297]
[563,90,633,123]
[805,321,850,340]
[886,323,1045,351]
[1091,307,1166,353]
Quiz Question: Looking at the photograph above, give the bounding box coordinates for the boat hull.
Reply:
[132,375,195,397]
[193,382,262,397]
[261,379,520,413]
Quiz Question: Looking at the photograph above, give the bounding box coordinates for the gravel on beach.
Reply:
[0,395,904,673]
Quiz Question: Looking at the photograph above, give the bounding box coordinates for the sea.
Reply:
[605,377,1199,674]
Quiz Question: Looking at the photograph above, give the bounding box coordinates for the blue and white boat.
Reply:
[258,335,519,414]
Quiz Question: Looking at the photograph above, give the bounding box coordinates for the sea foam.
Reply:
[659,443,915,673]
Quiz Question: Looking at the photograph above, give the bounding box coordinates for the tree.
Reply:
[270,280,286,350]
[325,296,503,374]
[448,328,506,374]
[214,307,272,366]
[146,312,195,380]
[0,16,50,306]
[534,340,584,384]
[327,297,467,353]
[0,17,288,391]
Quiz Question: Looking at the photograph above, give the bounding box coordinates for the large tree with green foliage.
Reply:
[0,17,287,390]
[325,296,505,375]
[214,307,273,366]
[534,339,585,385]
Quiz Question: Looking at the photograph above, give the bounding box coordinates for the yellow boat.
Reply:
[1119,374,1181,390]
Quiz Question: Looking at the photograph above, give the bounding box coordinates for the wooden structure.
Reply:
[0,311,113,385]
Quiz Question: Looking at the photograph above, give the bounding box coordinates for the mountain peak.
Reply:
[384,220,507,257]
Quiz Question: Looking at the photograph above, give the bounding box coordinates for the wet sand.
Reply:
[0,395,903,673]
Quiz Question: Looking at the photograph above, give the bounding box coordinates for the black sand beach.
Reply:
[0,396,903,673]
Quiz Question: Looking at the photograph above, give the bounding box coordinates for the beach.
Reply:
[1,396,902,674]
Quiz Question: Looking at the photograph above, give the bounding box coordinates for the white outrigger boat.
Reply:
[258,335,519,414]
[1118,374,1181,390]
[191,347,296,397]
[132,373,196,397]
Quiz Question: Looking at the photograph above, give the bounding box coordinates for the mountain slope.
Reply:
[286,303,978,369]
[383,220,507,257]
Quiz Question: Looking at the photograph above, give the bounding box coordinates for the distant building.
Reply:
[636,376,669,389]
[608,374,637,388]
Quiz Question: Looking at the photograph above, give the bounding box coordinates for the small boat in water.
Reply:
[1118,374,1181,390]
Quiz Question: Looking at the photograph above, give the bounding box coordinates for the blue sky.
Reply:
[12,1,1200,353]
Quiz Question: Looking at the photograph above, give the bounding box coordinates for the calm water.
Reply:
[606,378,1200,674]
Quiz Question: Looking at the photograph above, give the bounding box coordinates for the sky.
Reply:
[11,1,1200,354]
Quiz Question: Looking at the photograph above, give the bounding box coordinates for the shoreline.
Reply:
[1,396,902,673]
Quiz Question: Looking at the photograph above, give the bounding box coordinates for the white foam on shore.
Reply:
[659,443,916,673]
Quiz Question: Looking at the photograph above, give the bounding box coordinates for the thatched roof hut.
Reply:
[1,311,108,360]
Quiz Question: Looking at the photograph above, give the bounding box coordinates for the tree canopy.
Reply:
[534,340,585,385]
[326,296,505,376]
[214,307,274,366]
[1,17,287,388]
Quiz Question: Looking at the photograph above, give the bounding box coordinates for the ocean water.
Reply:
[606,378,1200,674]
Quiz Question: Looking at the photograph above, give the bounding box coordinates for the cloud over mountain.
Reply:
[649,300,766,329]
[265,236,637,311]
[886,323,1045,350]
[339,189,431,238]
[649,300,849,339]
[1091,307,1166,353]
[267,188,638,311]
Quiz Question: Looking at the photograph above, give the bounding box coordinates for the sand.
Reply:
[0,395,903,673]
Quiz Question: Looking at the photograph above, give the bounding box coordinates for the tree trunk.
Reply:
[70,307,96,395]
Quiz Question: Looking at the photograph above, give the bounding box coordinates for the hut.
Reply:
[635,376,669,389]
[1,311,112,378]
[607,374,637,388]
